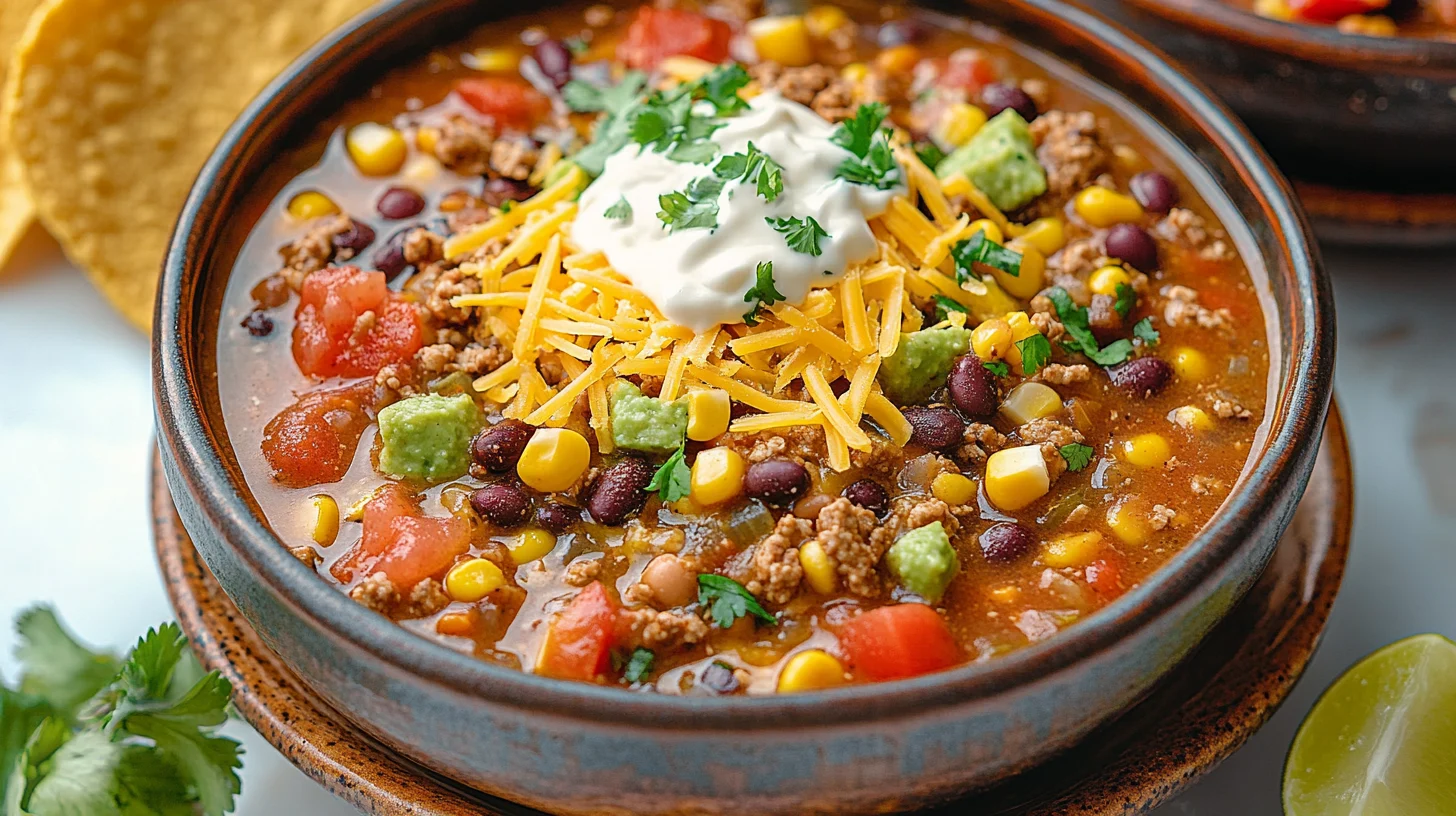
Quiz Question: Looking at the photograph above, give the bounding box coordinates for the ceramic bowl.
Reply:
[1093,0,1456,192]
[153,0,1335,813]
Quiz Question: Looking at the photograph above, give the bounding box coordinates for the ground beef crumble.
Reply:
[1155,208,1236,263]
[726,514,811,604]
[1036,363,1090,385]
[403,228,445,267]
[618,607,710,651]
[1162,285,1232,331]
[277,214,351,289]
[749,62,857,121]
[490,137,539,180]
[432,114,494,176]
[813,497,882,598]
[1028,110,1111,210]
[956,422,1008,466]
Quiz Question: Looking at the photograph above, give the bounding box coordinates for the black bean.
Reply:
[1107,356,1172,397]
[743,459,810,506]
[981,83,1038,122]
[587,457,656,525]
[903,406,965,450]
[1104,224,1158,272]
[842,479,890,516]
[947,354,998,419]
[534,39,573,89]
[1130,171,1179,213]
[471,420,536,472]
[377,187,425,220]
[481,177,536,209]
[372,229,411,280]
[536,502,579,534]
[471,483,532,528]
[699,660,741,694]
[331,219,376,255]
[877,19,927,46]
[241,310,274,337]
[980,523,1035,564]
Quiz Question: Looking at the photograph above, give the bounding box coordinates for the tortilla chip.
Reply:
[0,0,43,273]
[2,0,377,330]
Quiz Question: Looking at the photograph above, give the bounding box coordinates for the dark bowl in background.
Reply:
[153,0,1335,813]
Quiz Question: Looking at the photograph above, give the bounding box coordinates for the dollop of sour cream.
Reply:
[573,92,904,331]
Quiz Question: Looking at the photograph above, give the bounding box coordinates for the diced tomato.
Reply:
[1288,0,1387,22]
[537,582,618,682]
[1086,557,1127,602]
[617,7,732,70]
[938,48,999,94]
[332,485,470,588]
[292,265,422,379]
[837,604,960,682]
[260,382,374,488]
[455,77,551,132]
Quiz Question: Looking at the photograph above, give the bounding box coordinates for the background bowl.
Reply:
[154,0,1335,813]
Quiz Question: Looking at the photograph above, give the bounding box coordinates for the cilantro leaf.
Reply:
[23,729,125,816]
[830,103,889,157]
[697,63,751,114]
[697,575,777,628]
[742,261,785,325]
[835,135,900,190]
[914,141,946,170]
[1113,282,1137,318]
[1133,317,1160,346]
[647,448,691,503]
[713,142,783,202]
[933,295,968,323]
[983,360,1010,377]
[1059,443,1095,472]
[951,230,1021,283]
[623,648,655,683]
[6,718,73,816]
[1016,334,1051,375]
[604,197,632,221]
[1045,286,1137,367]
[16,607,120,722]
[657,187,719,233]
[566,72,651,176]
[668,139,720,165]
[765,216,829,256]
[0,689,53,805]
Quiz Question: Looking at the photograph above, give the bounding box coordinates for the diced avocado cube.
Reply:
[877,327,971,405]
[887,521,960,604]
[936,110,1047,212]
[610,381,687,454]
[377,393,481,483]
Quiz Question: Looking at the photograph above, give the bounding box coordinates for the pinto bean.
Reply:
[641,554,698,608]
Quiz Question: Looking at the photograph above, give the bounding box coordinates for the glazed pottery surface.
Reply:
[153,0,1334,813]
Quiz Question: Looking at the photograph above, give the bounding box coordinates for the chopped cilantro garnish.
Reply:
[604,196,632,221]
[499,200,514,214]
[1133,317,1160,345]
[951,229,1022,284]
[563,71,650,176]
[1113,282,1137,318]
[623,648,654,683]
[742,261,785,325]
[983,360,1010,377]
[713,142,784,202]
[1045,286,1137,367]
[933,294,968,323]
[657,176,724,233]
[765,216,829,256]
[1060,443,1095,472]
[1015,334,1052,375]
[563,37,590,55]
[698,575,777,628]
[914,140,946,170]
[697,63,752,114]
[831,103,901,190]
[647,448,691,502]
[831,102,888,156]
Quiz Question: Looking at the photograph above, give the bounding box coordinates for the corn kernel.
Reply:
[309,494,340,546]
[1168,405,1214,432]
[985,446,1051,512]
[1169,346,1210,381]
[875,44,920,75]
[1254,0,1293,18]
[1000,382,1062,426]
[686,389,732,441]
[660,55,715,83]
[517,428,591,492]
[346,122,408,177]
[467,47,520,72]
[934,103,988,149]
[1003,311,1039,368]
[509,528,557,564]
[777,649,847,693]
[968,218,1004,245]
[690,446,747,506]
[931,472,977,506]
[1106,500,1152,546]
[996,240,1045,300]
[971,318,1013,361]
[841,62,869,83]
[1119,433,1172,469]
[1088,265,1132,297]
[415,126,440,154]
[287,191,339,221]
[401,154,442,185]
[1073,186,1144,228]
[435,611,476,636]
[445,558,507,602]
[805,5,850,36]
[1042,531,1104,568]
[748,15,814,67]
[799,539,837,594]
[988,584,1021,604]
[1015,217,1066,255]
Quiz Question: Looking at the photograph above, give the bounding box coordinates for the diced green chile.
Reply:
[376,393,481,483]
[935,110,1047,212]
[887,521,960,603]
[609,381,687,453]
[877,327,971,404]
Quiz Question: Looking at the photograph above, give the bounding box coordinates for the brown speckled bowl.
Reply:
[153,409,1351,815]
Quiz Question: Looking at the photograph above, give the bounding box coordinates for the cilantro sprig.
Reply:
[932,294,968,323]
[623,648,655,684]
[765,216,829,256]
[742,261,785,325]
[831,103,901,190]
[647,447,692,503]
[1113,282,1137,318]
[604,196,632,221]
[1045,287,1136,367]
[713,142,784,202]
[1015,334,1052,375]
[1133,317,1160,346]
[1059,443,1095,472]
[951,229,1022,284]
[698,575,777,628]
[983,360,1010,378]
[657,176,724,233]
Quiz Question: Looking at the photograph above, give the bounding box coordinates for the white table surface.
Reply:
[1,222,1452,816]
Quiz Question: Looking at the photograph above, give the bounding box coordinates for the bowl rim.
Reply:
[1119,0,1456,67]
[155,0,1334,729]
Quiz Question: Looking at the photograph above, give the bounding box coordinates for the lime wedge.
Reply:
[1284,634,1456,815]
